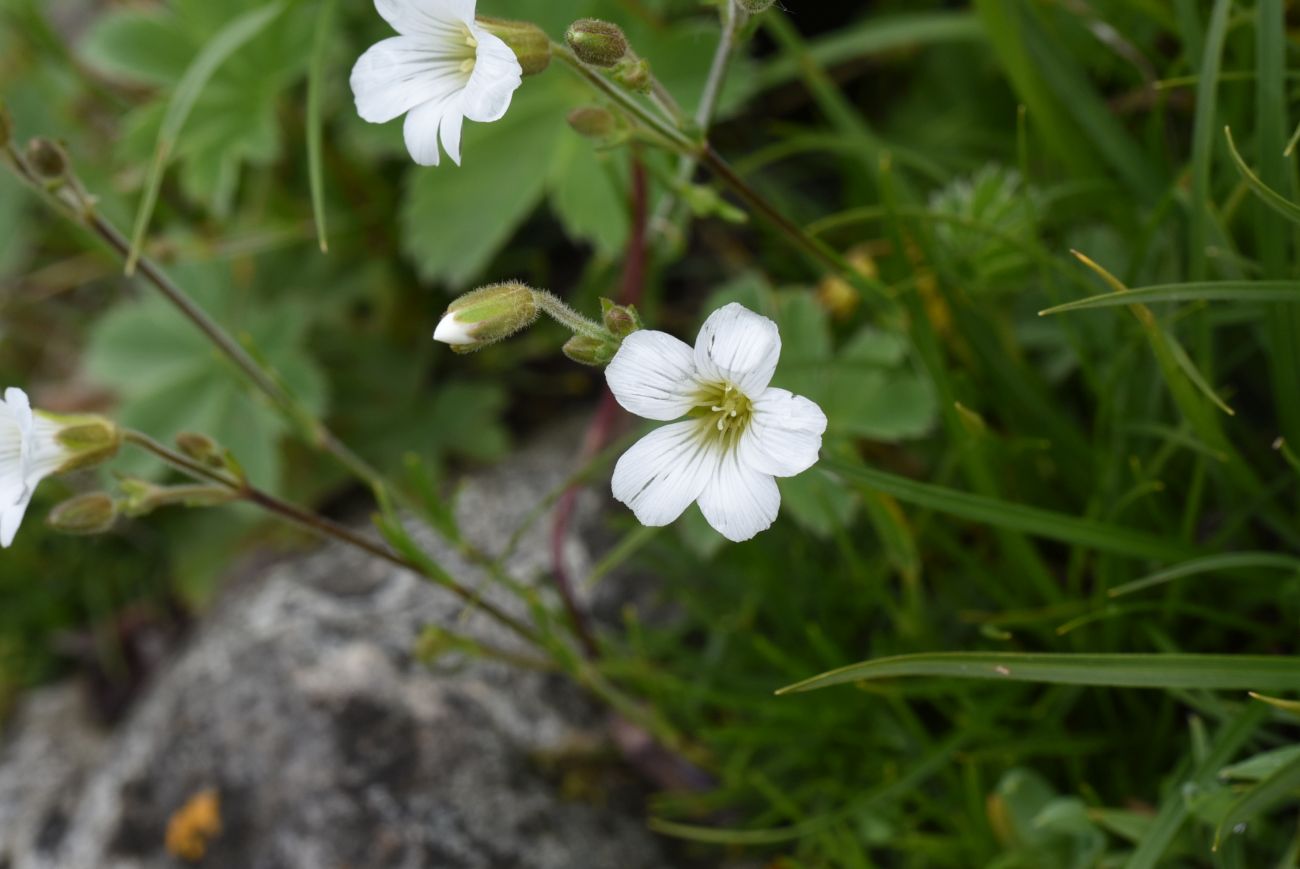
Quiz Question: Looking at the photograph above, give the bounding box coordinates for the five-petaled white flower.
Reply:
[0,388,76,548]
[351,0,523,167]
[605,303,828,543]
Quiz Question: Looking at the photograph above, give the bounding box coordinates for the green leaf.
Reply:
[1214,747,1300,848]
[123,0,287,272]
[1041,281,1300,315]
[78,9,192,86]
[777,652,1300,695]
[83,264,326,491]
[401,74,571,285]
[306,0,337,254]
[1107,552,1300,598]
[826,457,1197,562]
[778,468,858,539]
[1219,745,1300,782]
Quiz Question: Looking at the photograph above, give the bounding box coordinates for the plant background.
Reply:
[2,0,1300,865]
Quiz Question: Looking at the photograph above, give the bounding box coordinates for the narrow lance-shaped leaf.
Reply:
[777,652,1300,695]
[125,1,287,274]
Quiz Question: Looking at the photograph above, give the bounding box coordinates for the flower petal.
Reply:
[612,421,719,527]
[698,450,780,542]
[461,27,522,123]
[739,388,828,478]
[403,95,458,166]
[350,36,467,124]
[693,303,781,397]
[438,105,464,165]
[0,487,32,548]
[375,0,475,35]
[606,330,700,421]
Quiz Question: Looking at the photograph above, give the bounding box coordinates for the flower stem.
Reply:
[2,142,394,502]
[533,290,607,340]
[652,0,744,231]
[122,430,543,647]
[553,43,700,156]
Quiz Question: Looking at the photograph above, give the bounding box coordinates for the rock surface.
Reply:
[0,422,672,869]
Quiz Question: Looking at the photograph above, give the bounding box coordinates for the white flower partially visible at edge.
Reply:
[351,0,524,167]
[0,388,74,548]
[604,303,828,543]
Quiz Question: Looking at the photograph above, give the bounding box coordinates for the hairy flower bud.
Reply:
[176,432,224,468]
[434,282,540,354]
[567,106,619,140]
[477,17,551,76]
[600,299,640,338]
[46,492,118,536]
[25,137,68,182]
[611,58,651,93]
[562,334,618,367]
[565,19,628,68]
[736,0,777,12]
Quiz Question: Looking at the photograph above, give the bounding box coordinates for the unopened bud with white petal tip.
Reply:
[46,493,118,536]
[434,282,540,354]
[566,19,628,68]
[477,17,551,76]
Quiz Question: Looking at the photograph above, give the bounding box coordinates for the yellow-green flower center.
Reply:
[690,381,753,449]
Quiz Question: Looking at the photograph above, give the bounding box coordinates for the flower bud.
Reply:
[565,19,628,68]
[176,432,224,468]
[611,58,651,93]
[477,17,551,76]
[434,282,540,354]
[736,0,776,12]
[25,137,68,183]
[600,299,640,338]
[567,106,619,140]
[45,413,122,473]
[46,493,118,536]
[562,334,618,367]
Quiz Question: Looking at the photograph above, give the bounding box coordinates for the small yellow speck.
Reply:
[165,788,222,863]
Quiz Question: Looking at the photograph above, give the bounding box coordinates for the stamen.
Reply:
[460,58,476,74]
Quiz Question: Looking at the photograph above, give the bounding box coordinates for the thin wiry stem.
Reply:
[652,0,745,232]
[122,430,544,647]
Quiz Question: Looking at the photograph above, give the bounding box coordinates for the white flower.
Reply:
[604,303,828,543]
[0,388,75,548]
[351,0,524,167]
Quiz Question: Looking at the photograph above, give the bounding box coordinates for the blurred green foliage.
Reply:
[2,0,1300,866]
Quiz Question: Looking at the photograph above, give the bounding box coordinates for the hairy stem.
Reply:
[534,290,607,339]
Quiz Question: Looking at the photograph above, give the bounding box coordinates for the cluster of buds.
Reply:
[565,18,651,93]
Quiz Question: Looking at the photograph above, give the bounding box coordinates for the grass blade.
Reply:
[1124,706,1268,869]
[826,458,1197,563]
[307,0,336,254]
[1225,126,1300,226]
[1040,280,1300,314]
[1108,552,1300,598]
[777,652,1300,695]
[124,1,286,274]
[1214,749,1300,849]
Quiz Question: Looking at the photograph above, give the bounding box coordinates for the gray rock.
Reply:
[0,421,671,869]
